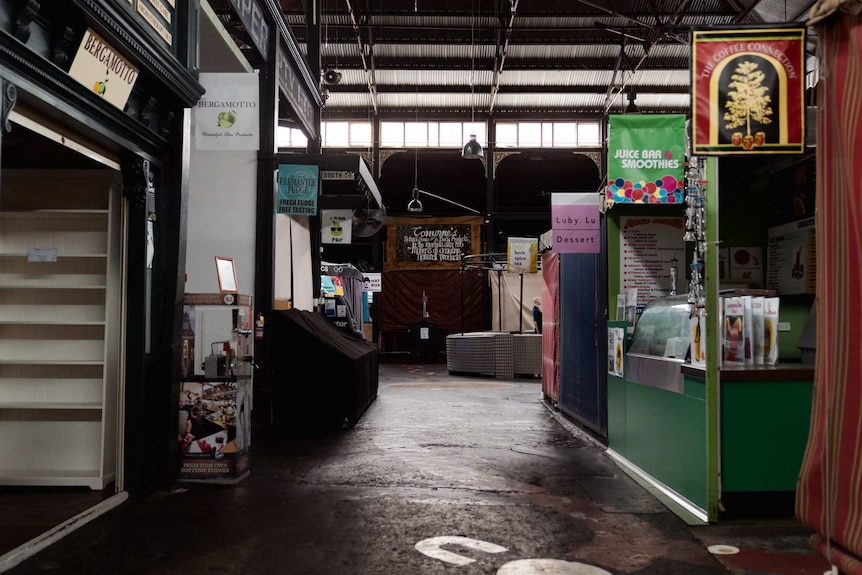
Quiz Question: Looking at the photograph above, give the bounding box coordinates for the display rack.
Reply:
[0,170,123,489]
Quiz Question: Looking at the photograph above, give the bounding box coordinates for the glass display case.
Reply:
[628,295,693,359]
[625,294,693,395]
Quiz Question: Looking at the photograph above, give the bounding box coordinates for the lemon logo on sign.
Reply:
[217,110,237,128]
[330,221,343,237]
[92,68,109,96]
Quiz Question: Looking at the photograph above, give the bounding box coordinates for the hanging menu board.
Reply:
[131,0,176,50]
[766,217,816,294]
[619,216,686,312]
[765,156,817,294]
[385,216,482,271]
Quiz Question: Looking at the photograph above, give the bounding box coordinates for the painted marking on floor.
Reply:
[497,559,613,574]
[415,536,508,565]
[707,544,740,555]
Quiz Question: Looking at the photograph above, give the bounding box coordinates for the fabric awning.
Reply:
[808,0,862,24]
[795,10,862,574]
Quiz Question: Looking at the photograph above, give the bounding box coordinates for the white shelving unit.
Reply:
[0,170,123,489]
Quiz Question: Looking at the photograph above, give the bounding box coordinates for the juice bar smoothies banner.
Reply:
[606,114,686,205]
[692,27,805,155]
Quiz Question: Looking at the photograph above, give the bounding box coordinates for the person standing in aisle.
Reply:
[532,296,543,334]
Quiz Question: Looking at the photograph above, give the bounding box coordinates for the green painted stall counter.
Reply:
[719,364,814,492]
[683,364,814,505]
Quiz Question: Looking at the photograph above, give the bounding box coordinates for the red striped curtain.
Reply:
[795,9,862,574]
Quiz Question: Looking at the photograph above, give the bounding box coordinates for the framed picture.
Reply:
[215,256,238,293]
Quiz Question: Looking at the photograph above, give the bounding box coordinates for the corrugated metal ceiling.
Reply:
[229,0,822,120]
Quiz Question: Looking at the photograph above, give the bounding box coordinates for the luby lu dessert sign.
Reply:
[551,192,601,254]
[68,28,139,110]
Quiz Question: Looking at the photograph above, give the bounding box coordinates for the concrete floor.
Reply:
[2,363,832,574]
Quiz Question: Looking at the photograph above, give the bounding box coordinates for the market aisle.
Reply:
[3,363,827,574]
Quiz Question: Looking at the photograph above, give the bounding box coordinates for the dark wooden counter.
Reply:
[682,363,814,381]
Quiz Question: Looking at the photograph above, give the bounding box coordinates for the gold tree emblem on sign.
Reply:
[724,61,773,146]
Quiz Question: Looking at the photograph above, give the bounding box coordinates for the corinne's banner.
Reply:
[277,164,319,215]
[606,114,686,205]
[692,26,805,155]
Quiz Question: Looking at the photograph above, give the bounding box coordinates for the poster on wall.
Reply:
[178,377,251,481]
[605,114,686,205]
[766,216,816,294]
[607,326,626,377]
[277,164,319,215]
[507,237,538,273]
[769,157,816,225]
[194,73,260,151]
[729,246,763,286]
[691,26,806,155]
[321,210,353,244]
[620,216,686,312]
[551,192,601,253]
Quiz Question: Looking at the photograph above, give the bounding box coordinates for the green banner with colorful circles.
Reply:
[606,114,686,205]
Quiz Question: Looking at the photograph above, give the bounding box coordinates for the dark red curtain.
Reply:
[541,251,561,401]
[380,269,487,332]
[796,9,862,574]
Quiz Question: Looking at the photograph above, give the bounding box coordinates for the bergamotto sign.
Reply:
[195,73,260,151]
[68,28,139,110]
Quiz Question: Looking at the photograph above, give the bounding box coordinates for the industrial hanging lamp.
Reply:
[407,148,424,212]
[625,90,641,114]
[461,0,484,159]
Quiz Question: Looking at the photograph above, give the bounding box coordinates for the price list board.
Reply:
[766,217,816,294]
[619,216,686,311]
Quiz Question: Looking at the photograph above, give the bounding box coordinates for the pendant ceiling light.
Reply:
[461,0,484,159]
[625,90,641,114]
[407,148,424,212]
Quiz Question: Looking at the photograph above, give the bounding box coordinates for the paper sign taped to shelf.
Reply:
[362,273,382,292]
[322,171,354,180]
[27,248,57,262]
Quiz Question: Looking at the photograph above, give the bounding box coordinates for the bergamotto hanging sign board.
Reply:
[194,73,260,151]
[605,114,686,206]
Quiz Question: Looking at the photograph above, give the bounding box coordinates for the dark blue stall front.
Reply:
[558,252,607,437]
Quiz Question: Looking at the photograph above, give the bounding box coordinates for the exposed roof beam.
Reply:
[344,0,379,113]
[489,0,519,113]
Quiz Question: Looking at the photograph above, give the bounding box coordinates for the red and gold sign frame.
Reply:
[692,26,806,155]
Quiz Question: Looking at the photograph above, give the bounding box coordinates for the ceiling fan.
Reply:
[352,204,387,237]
